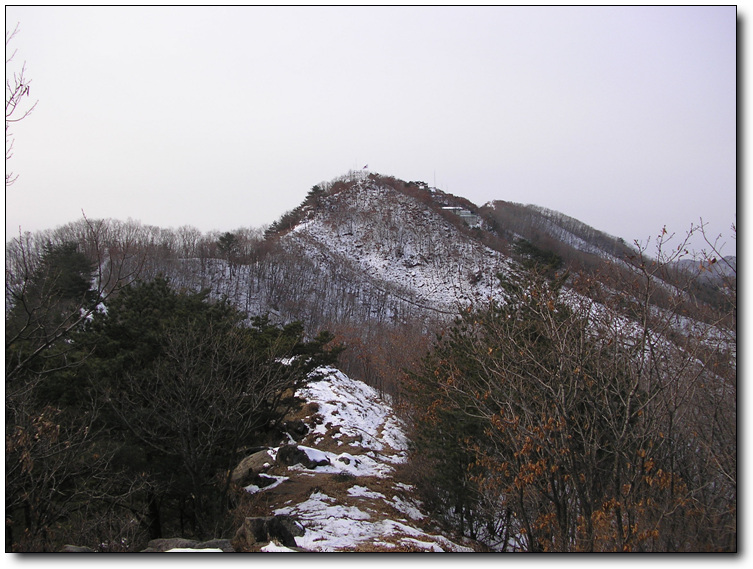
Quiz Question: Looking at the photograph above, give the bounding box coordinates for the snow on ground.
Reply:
[274,490,471,552]
[165,548,224,552]
[390,495,426,521]
[296,366,409,469]
[348,485,386,500]
[288,181,512,314]
[243,474,288,495]
[260,542,297,552]
[246,365,475,552]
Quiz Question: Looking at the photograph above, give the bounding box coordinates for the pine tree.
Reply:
[80,275,341,539]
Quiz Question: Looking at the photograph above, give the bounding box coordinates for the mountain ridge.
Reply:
[5,171,736,552]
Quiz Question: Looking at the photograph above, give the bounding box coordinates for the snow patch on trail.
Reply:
[348,485,386,500]
[274,490,472,552]
[297,366,409,468]
[260,542,298,552]
[259,366,475,552]
[165,548,224,552]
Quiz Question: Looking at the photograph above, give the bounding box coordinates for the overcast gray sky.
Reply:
[5,5,737,254]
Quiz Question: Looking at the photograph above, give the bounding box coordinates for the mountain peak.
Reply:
[278,174,513,319]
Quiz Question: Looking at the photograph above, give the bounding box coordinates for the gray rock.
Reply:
[283,419,309,440]
[232,516,300,550]
[276,515,306,537]
[141,538,199,552]
[276,444,330,469]
[231,449,274,486]
[196,539,235,552]
[253,473,279,488]
[141,537,234,552]
[60,545,95,552]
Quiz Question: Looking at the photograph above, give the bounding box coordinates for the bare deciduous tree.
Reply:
[405,222,736,551]
[6,23,38,188]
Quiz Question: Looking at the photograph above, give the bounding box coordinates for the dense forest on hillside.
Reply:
[5,249,341,549]
[404,267,735,550]
[5,174,736,551]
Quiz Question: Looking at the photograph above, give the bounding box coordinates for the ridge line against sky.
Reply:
[5,4,737,254]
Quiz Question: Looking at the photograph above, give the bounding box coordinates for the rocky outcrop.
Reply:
[232,516,303,551]
[60,539,235,553]
[193,539,235,552]
[276,444,330,469]
[231,448,274,487]
[141,537,234,552]
[60,545,95,552]
[283,419,309,441]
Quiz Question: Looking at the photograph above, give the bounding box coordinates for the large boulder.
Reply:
[141,537,234,552]
[232,515,301,550]
[141,538,199,552]
[194,539,234,552]
[276,444,330,469]
[60,545,95,552]
[283,419,309,441]
[231,449,274,486]
[278,515,306,537]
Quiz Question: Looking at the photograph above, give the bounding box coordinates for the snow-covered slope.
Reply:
[481,199,636,265]
[151,176,515,331]
[278,177,513,321]
[239,366,477,552]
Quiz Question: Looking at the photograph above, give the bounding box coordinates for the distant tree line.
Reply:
[5,233,341,550]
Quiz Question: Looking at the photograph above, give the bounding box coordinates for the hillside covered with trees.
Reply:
[5,173,736,552]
